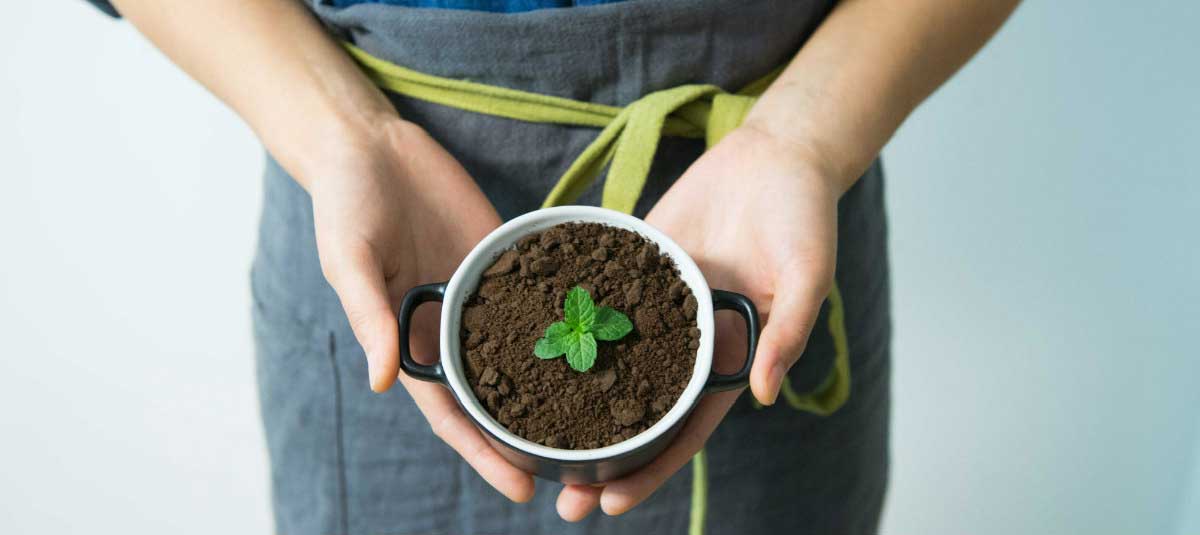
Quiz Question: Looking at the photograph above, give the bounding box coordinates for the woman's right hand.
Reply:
[108,0,533,504]
[304,118,535,503]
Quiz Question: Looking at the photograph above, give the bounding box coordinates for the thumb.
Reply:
[750,264,832,406]
[321,243,400,393]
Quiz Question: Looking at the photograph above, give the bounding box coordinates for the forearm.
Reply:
[744,0,1020,191]
[109,0,396,189]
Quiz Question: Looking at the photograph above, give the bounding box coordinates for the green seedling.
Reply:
[533,286,632,372]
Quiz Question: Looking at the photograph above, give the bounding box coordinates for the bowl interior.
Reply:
[440,206,715,462]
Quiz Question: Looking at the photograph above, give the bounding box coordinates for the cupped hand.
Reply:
[304,119,535,503]
[556,124,845,519]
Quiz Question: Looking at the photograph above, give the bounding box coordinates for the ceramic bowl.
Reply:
[397,206,757,484]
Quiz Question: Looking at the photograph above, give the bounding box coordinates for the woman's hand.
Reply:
[552,0,1022,518]
[109,0,538,505]
[555,124,846,519]
[306,119,535,503]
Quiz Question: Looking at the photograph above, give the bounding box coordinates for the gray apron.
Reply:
[251,0,891,533]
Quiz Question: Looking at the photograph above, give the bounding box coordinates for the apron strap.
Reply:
[343,41,850,415]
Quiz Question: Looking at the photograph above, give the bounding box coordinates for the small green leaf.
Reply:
[533,322,573,359]
[532,284,633,373]
[591,306,633,341]
[533,337,562,359]
[545,321,573,340]
[563,286,595,330]
[565,332,597,372]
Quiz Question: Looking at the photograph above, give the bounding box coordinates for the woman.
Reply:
[87,0,1016,533]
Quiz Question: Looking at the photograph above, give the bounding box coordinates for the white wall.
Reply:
[0,2,270,532]
[1,1,1196,534]
[879,1,1200,533]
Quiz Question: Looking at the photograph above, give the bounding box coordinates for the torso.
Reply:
[252,2,891,533]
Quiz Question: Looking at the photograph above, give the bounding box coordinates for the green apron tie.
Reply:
[346,44,769,214]
[344,43,851,534]
[544,86,758,212]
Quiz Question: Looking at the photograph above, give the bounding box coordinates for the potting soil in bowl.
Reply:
[460,222,699,450]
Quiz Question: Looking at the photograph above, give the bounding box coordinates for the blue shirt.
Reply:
[86,0,626,17]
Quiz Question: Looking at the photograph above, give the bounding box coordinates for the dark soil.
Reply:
[460,222,699,449]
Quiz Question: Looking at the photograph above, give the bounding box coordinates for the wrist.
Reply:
[268,106,411,192]
[735,119,859,196]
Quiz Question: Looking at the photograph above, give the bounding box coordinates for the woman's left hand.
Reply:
[556,124,850,519]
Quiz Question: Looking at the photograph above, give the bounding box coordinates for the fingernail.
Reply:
[365,353,381,391]
[763,362,786,405]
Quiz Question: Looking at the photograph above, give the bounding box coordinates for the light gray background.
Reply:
[1,1,1196,533]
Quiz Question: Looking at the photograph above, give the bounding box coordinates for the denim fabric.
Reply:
[252,0,891,533]
[80,0,624,17]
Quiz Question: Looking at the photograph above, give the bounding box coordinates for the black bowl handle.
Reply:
[397,282,449,384]
[703,289,760,393]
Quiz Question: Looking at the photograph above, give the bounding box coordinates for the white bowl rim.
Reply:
[439,206,715,462]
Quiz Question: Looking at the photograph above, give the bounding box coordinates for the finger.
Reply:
[321,242,400,393]
[599,391,739,515]
[402,374,536,503]
[557,484,602,522]
[750,264,832,405]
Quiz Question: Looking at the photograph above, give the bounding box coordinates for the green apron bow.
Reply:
[542,85,757,213]
[347,44,766,213]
